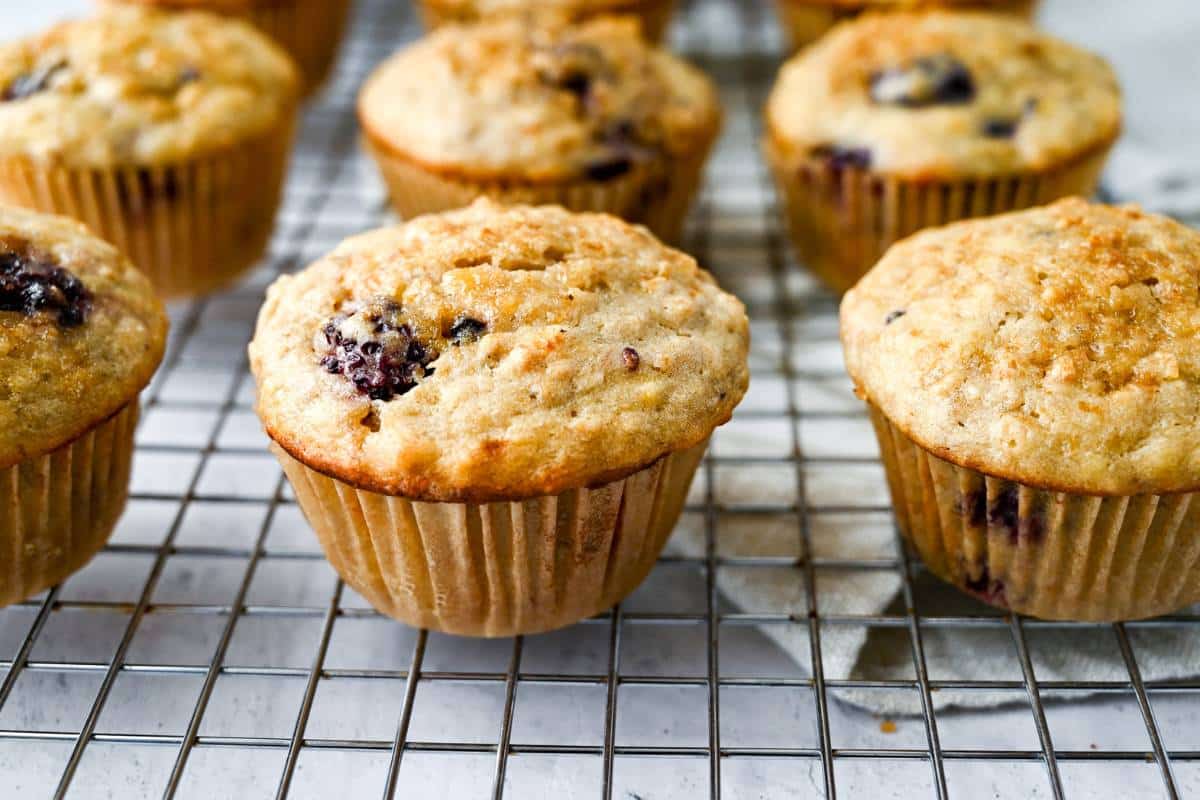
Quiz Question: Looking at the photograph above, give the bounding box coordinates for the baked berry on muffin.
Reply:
[0,205,166,606]
[416,0,680,42]
[765,11,1120,292]
[358,16,721,244]
[0,7,300,298]
[249,200,749,636]
[773,0,1039,51]
[842,198,1200,621]
[98,0,353,94]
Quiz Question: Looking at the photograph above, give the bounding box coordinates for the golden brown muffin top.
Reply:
[767,12,1121,179]
[0,7,299,168]
[250,200,749,502]
[357,16,720,181]
[0,206,167,468]
[841,198,1200,495]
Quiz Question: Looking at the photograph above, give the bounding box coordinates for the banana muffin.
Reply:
[0,7,300,298]
[99,0,353,94]
[773,0,1038,51]
[416,0,680,42]
[250,200,749,636]
[0,205,166,606]
[841,198,1200,621]
[358,16,721,244]
[765,11,1121,292]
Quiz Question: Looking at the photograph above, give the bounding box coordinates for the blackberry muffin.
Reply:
[0,206,166,607]
[249,200,749,636]
[765,12,1121,292]
[357,16,721,244]
[842,198,1200,622]
[416,0,680,42]
[99,0,353,94]
[0,7,300,299]
[773,0,1038,51]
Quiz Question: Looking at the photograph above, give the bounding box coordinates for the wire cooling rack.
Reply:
[2,1,1199,798]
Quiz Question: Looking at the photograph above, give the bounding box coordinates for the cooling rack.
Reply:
[1,1,1198,798]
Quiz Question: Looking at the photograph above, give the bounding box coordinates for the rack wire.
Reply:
[0,1,1198,798]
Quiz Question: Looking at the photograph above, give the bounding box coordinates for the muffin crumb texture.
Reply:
[0,7,299,167]
[251,200,749,502]
[0,206,166,468]
[842,198,1200,495]
[767,12,1121,178]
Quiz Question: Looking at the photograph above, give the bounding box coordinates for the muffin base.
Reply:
[273,438,708,637]
[0,403,138,608]
[772,0,1040,51]
[869,405,1200,621]
[415,0,680,41]
[362,134,715,244]
[764,137,1113,293]
[0,117,297,300]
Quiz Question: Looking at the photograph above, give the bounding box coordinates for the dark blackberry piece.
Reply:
[0,245,92,327]
[987,485,1020,539]
[963,566,1007,608]
[178,66,202,86]
[981,118,1020,139]
[536,42,607,104]
[317,298,437,402]
[884,310,906,325]
[584,155,634,181]
[622,347,640,371]
[957,489,986,528]
[869,54,975,108]
[447,316,486,344]
[2,61,67,102]
[810,144,872,171]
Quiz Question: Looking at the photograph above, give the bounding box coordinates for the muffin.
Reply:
[773,0,1039,51]
[98,0,353,94]
[0,206,166,607]
[358,16,721,244]
[765,12,1121,293]
[249,200,749,636]
[416,0,680,42]
[842,198,1200,622]
[0,8,301,299]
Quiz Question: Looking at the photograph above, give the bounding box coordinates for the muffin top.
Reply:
[0,7,299,168]
[0,206,167,468]
[250,200,749,502]
[841,198,1200,496]
[358,17,720,182]
[427,0,654,11]
[766,12,1121,179]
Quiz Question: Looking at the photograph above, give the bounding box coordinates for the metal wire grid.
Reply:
[0,1,1197,798]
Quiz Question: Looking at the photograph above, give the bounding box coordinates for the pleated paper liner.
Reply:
[0,117,296,301]
[771,0,1040,52]
[868,405,1200,622]
[362,133,715,245]
[232,0,354,96]
[273,438,708,637]
[764,136,1114,294]
[415,0,680,41]
[0,402,138,608]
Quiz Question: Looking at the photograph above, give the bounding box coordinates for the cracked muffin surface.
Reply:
[766,12,1121,179]
[357,16,719,182]
[0,6,299,167]
[841,198,1200,495]
[250,200,749,502]
[0,205,167,467]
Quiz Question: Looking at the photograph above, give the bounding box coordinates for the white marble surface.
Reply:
[0,2,1197,800]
